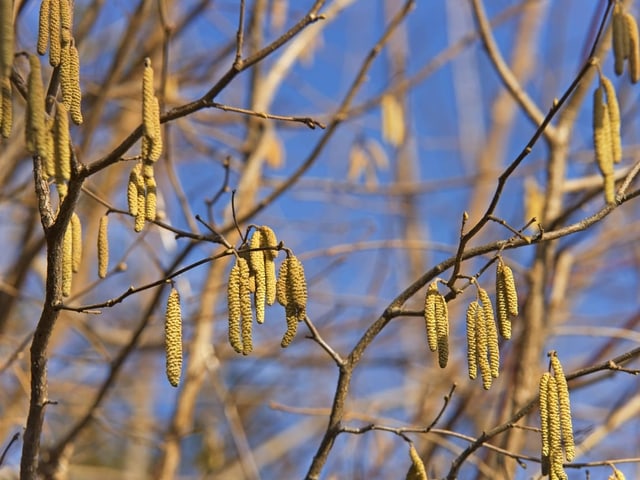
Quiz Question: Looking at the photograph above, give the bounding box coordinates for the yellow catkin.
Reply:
[496,259,517,339]
[601,76,622,164]
[37,0,51,56]
[134,173,146,232]
[27,55,47,156]
[144,175,157,221]
[479,288,500,378]
[280,309,297,348]
[54,102,71,188]
[249,231,267,324]
[550,352,575,462]
[142,58,156,140]
[0,0,14,79]
[625,13,640,83]
[43,118,55,178]
[593,86,614,176]
[547,376,563,472]
[408,444,428,480]
[474,302,492,390]
[49,0,61,67]
[276,256,289,307]
[227,260,243,354]
[539,372,551,457]
[238,257,253,355]
[424,282,439,352]
[0,76,11,138]
[148,96,163,161]
[165,288,183,387]
[286,255,308,321]
[127,164,141,216]
[609,465,626,480]
[62,222,73,297]
[70,212,82,273]
[97,215,109,278]
[59,0,71,30]
[69,43,82,125]
[260,226,278,305]
[466,301,479,380]
[435,292,449,368]
[59,29,72,109]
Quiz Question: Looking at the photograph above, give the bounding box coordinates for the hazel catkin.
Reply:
[625,12,640,83]
[435,290,449,368]
[601,76,622,164]
[62,222,73,297]
[26,55,47,157]
[37,0,51,56]
[238,257,253,355]
[466,301,479,380]
[227,259,243,354]
[97,215,109,278]
[550,351,575,462]
[407,444,428,480]
[424,282,439,352]
[165,287,183,387]
[0,0,14,78]
[249,230,267,324]
[478,288,499,379]
[260,226,278,305]
[70,212,82,273]
[0,76,11,139]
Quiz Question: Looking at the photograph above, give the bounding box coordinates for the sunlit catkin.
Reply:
[127,164,141,216]
[593,86,614,177]
[59,0,71,30]
[287,254,308,320]
[238,257,253,355]
[479,288,499,378]
[280,309,297,348]
[134,177,146,232]
[625,12,640,83]
[466,301,479,380]
[69,43,82,125]
[148,97,163,161]
[601,76,622,163]
[260,226,278,305]
[71,212,82,273]
[496,259,517,339]
[37,0,51,56]
[26,55,47,157]
[249,230,267,324]
[539,372,551,457]
[54,103,71,188]
[435,291,449,368]
[142,58,156,140]
[550,352,575,461]
[609,465,627,480]
[49,0,61,66]
[0,76,11,138]
[144,175,157,221]
[62,223,73,297]
[0,0,13,79]
[97,215,109,278]
[424,282,439,352]
[276,256,289,307]
[165,288,183,387]
[408,444,428,480]
[547,375,562,468]
[227,259,243,354]
[60,30,72,108]
[474,302,492,390]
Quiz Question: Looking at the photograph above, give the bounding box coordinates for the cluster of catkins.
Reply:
[539,352,575,480]
[424,258,517,391]
[227,226,307,355]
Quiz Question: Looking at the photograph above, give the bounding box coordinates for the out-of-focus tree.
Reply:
[1,1,640,479]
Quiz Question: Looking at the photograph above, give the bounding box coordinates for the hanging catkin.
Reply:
[260,226,278,305]
[249,230,267,324]
[496,259,517,339]
[593,85,615,204]
[127,164,141,216]
[625,12,640,83]
[165,288,183,387]
[61,223,73,297]
[478,288,499,378]
[26,55,47,157]
[37,0,51,56]
[474,297,492,390]
[144,175,157,221]
[465,301,479,380]
[0,76,11,139]
[601,76,622,164]
[49,0,61,66]
[68,42,82,124]
[0,0,14,79]
[238,257,253,355]
[550,352,575,462]
[424,282,439,352]
[435,292,449,368]
[97,215,109,278]
[539,372,551,457]
[227,259,243,354]
[54,103,71,192]
[407,444,428,480]
[70,212,82,273]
